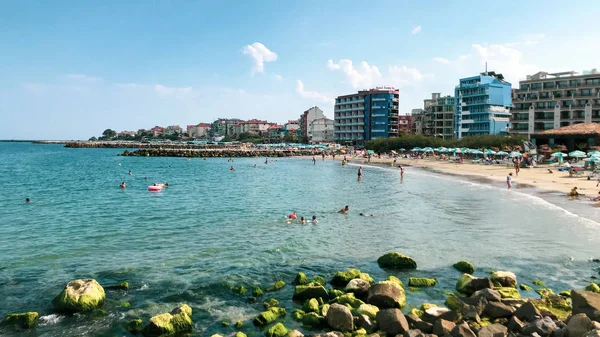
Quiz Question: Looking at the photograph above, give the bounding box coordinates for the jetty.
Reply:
[118,148,315,158]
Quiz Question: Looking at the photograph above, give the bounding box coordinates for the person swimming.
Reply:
[288,212,297,219]
[144,177,148,180]
[128,170,132,175]
[588,191,600,202]
[253,164,257,168]
[569,187,579,197]
[230,166,236,171]
[359,213,373,217]
[311,215,318,223]
[119,182,126,188]
[338,205,349,214]
[25,198,30,203]
[300,216,306,224]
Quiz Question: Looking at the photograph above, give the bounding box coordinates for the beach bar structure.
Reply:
[531,123,600,151]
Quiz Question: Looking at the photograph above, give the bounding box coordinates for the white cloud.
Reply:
[433,57,451,65]
[154,84,192,98]
[388,65,430,87]
[328,59,428,89]
[505,33,546,47]
[296,80,334,104]
[65,74,103,84]
[115,83,139,89]
[274,74,283,81]
[242,42,278,73]
[433,54,472,64]
[469,44,538,83]
[411,26,422,35]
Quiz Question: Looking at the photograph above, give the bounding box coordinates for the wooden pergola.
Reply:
[531,123,600,151]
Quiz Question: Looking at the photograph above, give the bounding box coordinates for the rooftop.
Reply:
[536,123,600,136]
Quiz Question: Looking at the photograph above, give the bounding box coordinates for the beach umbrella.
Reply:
[399,148,406,151]
[495,151,508,156]
[588,150,600,157]
[550,152,565,160]
[509,151,523,157]
[454,148,463,154]
[569,150,587,158]
[484,149,496,155]
[411,147,421,152]
[471,150,484,155]
[589,157,600,163]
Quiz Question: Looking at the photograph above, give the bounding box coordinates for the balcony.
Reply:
[461,119,474,124]
[336,114,365,119]
[371,113,387,117]
[335,98,364,105]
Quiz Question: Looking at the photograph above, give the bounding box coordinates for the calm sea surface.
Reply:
[1,142,599,336]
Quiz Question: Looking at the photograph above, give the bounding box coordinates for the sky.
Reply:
[1,0,600,140]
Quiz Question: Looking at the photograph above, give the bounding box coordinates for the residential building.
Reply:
[411,109,425,135]
[267,125,284,142]
[455,71,512,138]
[398,115,412,133]
[211,118,245,137]
[511,69,600,138]
[309,117,334,143]
[118,131,136,138]
[334,87,399,145]
[166,125,183,135]
[150,126,166,137]
[300,107,326,141]
[284,120,300,134]
[426,93,455,139]
[187,123,211,139]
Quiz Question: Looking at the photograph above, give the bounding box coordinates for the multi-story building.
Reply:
[398,115,412,133]
[211,118,245,137]
[299,107,326,141]
[411,109,425,135]
[166,125,183,135]
[511,69,600,138]
[455,71,512,138]
[266,125,284,142]
[309,117,334,143]
[187,123,211,139]
[334,87,399,145]
[427,93,455,139]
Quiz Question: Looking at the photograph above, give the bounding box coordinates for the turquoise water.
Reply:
[1,142,600,336]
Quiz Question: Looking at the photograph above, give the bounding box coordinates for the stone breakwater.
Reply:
[118,148,315,158]
[64,141,235,149]
[3,252,600,337]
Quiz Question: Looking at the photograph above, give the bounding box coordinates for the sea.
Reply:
[0,142,599,336]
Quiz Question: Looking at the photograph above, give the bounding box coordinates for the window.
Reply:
[539,92,549,99]
[543,82,555,89]
[570,80,581,86]
[581,89,592,96]
[531,83,542,89]
[585,78,600,85]
[558,81,568,88]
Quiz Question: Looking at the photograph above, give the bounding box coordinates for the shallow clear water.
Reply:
[1,143,599,336]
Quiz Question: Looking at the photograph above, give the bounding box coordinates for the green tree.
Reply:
[88,136,97,141]
[283,134,297,143]
[102,129,117,139]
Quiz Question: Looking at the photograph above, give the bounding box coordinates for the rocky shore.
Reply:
[118,148,315,158]
[64,141,231,149]
[3,252,600,337]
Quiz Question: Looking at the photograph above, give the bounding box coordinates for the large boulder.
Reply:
[293,283,328,302]
[496,287,521,299]
[567,313,595,337]
[451,322,477,337]
[507,316,525,332]
[326,304,353,332]
[572,290,600,322]
[472,289,502,302]
[346,279,371,298]
[513,301,541,322]
[409,278,437,287]
[52,279,106,312]
[254,307,286,326]
[357,304,380,320]
[367,282,406,309]
[433,319,456,336]
[522,317,558,337]
[376,308,409,336]
[456,274,493,296]
[453,261,474,275]
[405,314,434,333]
[483,302,515,319]
[491,271,517,288]
[142,304,193,337]
[267,323,289,337]
[3,312,38,330]
[294,272,310,285]
[478,323,507,337]
[377,252,417,270]
[331,269,361,287]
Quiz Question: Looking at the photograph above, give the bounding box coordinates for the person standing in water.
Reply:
[358,166,363,181]
[311,215,318,223]
[230,166,236,171]
[513,157,520,176]
[507,172,513,190]
[399,165,404,179]
[120,182,126,188]
[322,153,325,161]
[312,156,316,165]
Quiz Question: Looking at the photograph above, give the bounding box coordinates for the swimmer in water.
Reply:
[359,213,374,217]
[120,182,126,188]
[253,164,257,168]
[312,215,318,223]
[338,205,349,214]
[288,212,297,220]
[588,191,600,202]
[128,170,132,175]
[358,166,363,181]
[568,187,579,197]
[25,198,30,203]
[144,177,148,180]
[230,166,236,171]
[300,216,306,224]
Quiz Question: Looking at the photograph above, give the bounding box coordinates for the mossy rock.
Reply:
[222,321,230,327]
[354,328,367,336]
[386,276,405,289]
[535,288,554,298]
[359,273,374,284]
[303,298,319,313]
[293,283,328,302]
[124,319,143,333]
[264,298,279,309]
[445,295,463,310]
[236,332,248,337]
[453,261,474,274]
[408,287,420,292]
[479,318,492,327]
[105,281,129,290]
[408,307,424,317]
[329,288,345,299]
[266,323,288,337]
[420,303,439,311]
[235,320,244,329]
[408,278,437,287]
[585,283,600,293]
[377,252,417,270]
[321,303,330,317]
[531,296,571,321]
[253,287,265,297]
[357,304,379,319]
[496,287,521,299]
[294,272,310,285]
[3,312,38,330]
[292,309,305,321]
[253,307,286,326]
[532,279,545,286]
[52,279,106,313]
[312,276,326,286]
[559,290,571,298]
[142,305,193,337]
[233,285,248,295]
[119,301,131,308]
[267,280,286,292]
[331,269,361,287]
[519,284,533,291]
[301,312,325,328]
[333,293,364,308]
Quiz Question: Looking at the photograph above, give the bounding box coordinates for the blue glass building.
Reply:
[454,71,512,138]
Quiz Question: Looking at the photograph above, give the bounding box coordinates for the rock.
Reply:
[586,284,600,294]
[331,269,361,287]
[522,317,558,336]
[462,304,481,322]
[267,323,289,337]
[491,272,517,288]
[292,309,305,321]
[267,280,286,292]
[536,288,554,298]
[567,313,595,337]
[433,319,456,336]
[142,304,193,337]
[571,290,600,321]
[386,276,405,288]
[125,319,143,333]
[334,293,364,308]
[560,290,572,298]
[456,274,493,296]
[3,312,38,330]
[513,301,541,322]
[453,261,475,275]
[360,273,375,284]
[422,307,460,323]
[254,307,286,326]
[346,279,371,297]
[462,296,489,316]
[105,281,129,290]
[235,321,244,328]
[531,295,571,321]
[377,252,417,270]
[304,298,319,313]
[289,330,304,337]
[312,276,326,286]
[236,332,247,337]
[478,323,508,337]
[293,284,329,302]
[357,314,376,331]
[222,321,230,327]
[584,330,600,337]
[409,278,437,287]
[52,279,106,312]
[533,280,545,286]
[452,322,477,337]
[376,308,409,336]
[421,303,439,311]
[446,295,465,311]
[507,316,524,332]
[357,304,380,320]
[326,304,354,332]
[472,289,502,302]
[302,312,325,327]
[495,288,521,299]
[367,282,406,309]
[483,302,515,319]
[264,298,280,309]
[406,314,434,333]
[233,285,248,295]
[520,284,533,291]
[295,272,310,285]
[253,287,265,297]
[329,288,345,300]
[403,329,425,337]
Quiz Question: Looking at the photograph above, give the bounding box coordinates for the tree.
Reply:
[283,134,297,143]
[102,129,117,139]
[88,136,97,141]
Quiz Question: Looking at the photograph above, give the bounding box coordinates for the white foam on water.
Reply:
[39,314,63,326]
[139,283,149,291]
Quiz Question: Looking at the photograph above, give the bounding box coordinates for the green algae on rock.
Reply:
[119,301,131,308]
[125,319,143,334]
[263,298,279,309]
[536,288,555,298]
[519,284,533,291]
[357,303,379,319]
[496,287,521,299]
[585,283,600,293]
[359,273,375,284]
[312,276,326,286]
[444,295,463,311]
[292,309,305,321]
[52,279,106,313]
[221,321,230,327]
[266,322,288,337]
[235,320,244,329]
[3,312,38,330]
[253,307,286,326]
[334,293,364,308]
[420,303,440,311]
[236,332,247,337]
[559,290,571,297]
[301,311,325,327]
[232,285,248,295]
[377,252,417,270]
[105,281,129,290]
[385,276,405,289]
[303,298,319,313]
[531,295,571,320]
[452,261,474,275]
[408,278,437,287]
[331,269,362,287]
[294,272,309,285]
[253,287,264,297]
[532,279,545,286]
[267,280,286,292]
[293,283,328,302]
[142,304,193,337]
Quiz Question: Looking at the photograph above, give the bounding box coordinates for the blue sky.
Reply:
[1,0,599,140]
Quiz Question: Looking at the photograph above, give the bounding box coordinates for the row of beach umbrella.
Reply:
[408,147,521,157]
